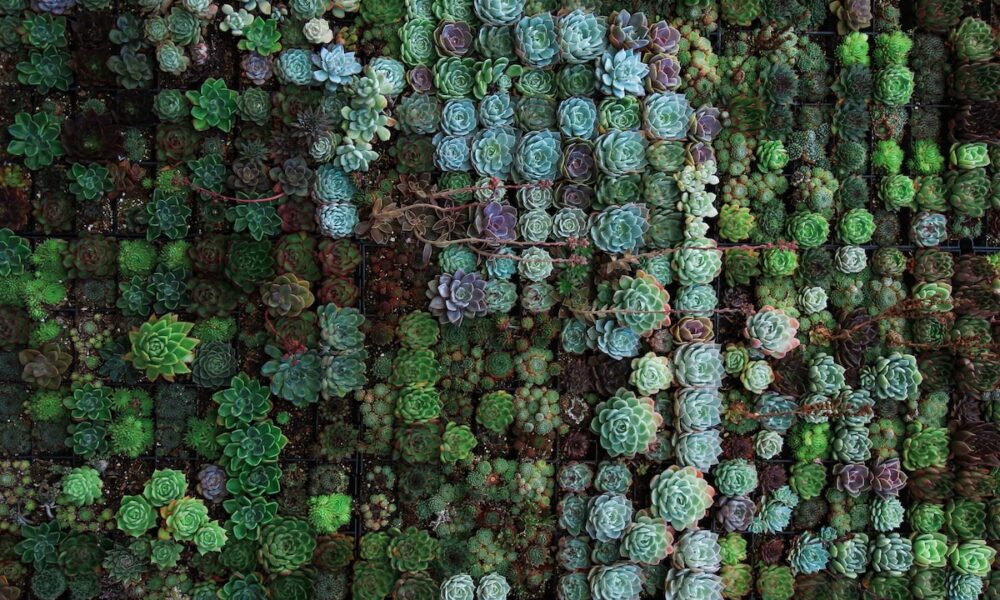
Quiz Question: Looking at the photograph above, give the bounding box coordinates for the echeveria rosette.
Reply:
[473,0,523,25]
[629,352,673,396]
[673,529,721,572]
[585,492,634,542]
[589,203,649,255]
[558,9,607,63]
[471,127,517,179]
[427,269,488,325]
[950,540,996,577]
[595,130,648,176]
[514,129,561,182]
[673,237,722,287]
[871,352,922,402]
[744,306,800,359]
[611,271,670,336]
[434,57,477,99]
[829,533,869,578]
[591,387,663,458]
[674,429,723,472]
[620,515,673,565]
[589,561,644,600]
[513,13,559,68]
[125,313,200,382]
[674,388,722,432]
[557,97,598,139]
[608,9,649,50]
[870,457,907,498]
[879,174,915,211]
[400,18,437,66]
[477,573,511,600]
[116,494,158,537]
[311,45,362,93]
[435,21,474,57]
[596,48,649,98]
[665,568,723,599]
[740,360,773,394]
[647,53,681,93]
[673,343,723,389]
[788,531,831,575]
[866,534,915,579]
[589,318,641,360]
[643,92,693,141]
[650,465,714,532]
[714,459,758,497]
[474,201,517,243]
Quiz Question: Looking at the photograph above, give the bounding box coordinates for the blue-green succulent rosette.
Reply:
[433,133,472,172]
[587,318,641,360]
[589,203,649,255]
[513,129,561,182]
[558,97,599,139]
[513,13,559,68]
[558,9,608,64]
[471,127,518,179]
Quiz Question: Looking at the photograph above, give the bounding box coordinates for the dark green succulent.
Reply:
[260,345,323,407]
[67,162,113,201]
[145,189,191,241]
[16,48,72,93]
[186,78,240,133]
[6,110,63,170]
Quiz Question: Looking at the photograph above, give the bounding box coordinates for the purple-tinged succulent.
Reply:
[436,21,474,57]
[691,106,723,142]
[648,21,680,54]
[192,42,210,67]
[687,142,715,165]
[475,201,518,242]
[428,269,488,325]
[561,142,596,182]
[716,495,756,532]
[407,66,435,93]
[32,0,75,14]
[833,463,871,497]
[197,465,228,503]
[558,183,595,209]
[608,10,649,50]
[242,53,274,85]
[646,54,682,92]
[870,457,907,498]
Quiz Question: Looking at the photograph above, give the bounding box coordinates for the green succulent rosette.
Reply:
[592,388,663,458]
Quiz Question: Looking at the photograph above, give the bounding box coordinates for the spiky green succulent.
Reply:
[125,313,200,382]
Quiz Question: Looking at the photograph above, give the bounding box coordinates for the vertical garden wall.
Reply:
[0,0,999,599]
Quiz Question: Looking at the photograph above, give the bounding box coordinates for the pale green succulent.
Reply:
[744,306,800,359]
[513,13,558,68]
[629,352,673,396]
[714,459,758,497]
[807,353,846,396]
[871,352,922,402]
[650,465,714,531]
[592,388,663,458]
[829,533,869,578]
[673,429,722,472]
[673,529,721,572]
[869,533,913,576]
[595,130,648,176]
[596,48,649,98]
[620,515,673,565]
[643,92,694,141]
[664,569,723,600]
[611,272,670,336]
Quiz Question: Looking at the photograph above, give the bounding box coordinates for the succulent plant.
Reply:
[620,515,673,565]
[6,111,63,170]
[830,0,873,34]
[592,388,663,458]
[650,465,714,531]
[590,203,649,255]
[596,49,649,98]
[744,306,800,359]
[125,313,199,382]
[665,569,724,600]
[589,562,644,600]
[513,13,559,68]
[558,9,606,63]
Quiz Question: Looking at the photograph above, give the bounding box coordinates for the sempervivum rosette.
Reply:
[591,387,663,458]
[650,465,715,531]
[744,306,800,359]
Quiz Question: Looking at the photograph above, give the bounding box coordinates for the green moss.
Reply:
[31,239,69,282]
[30,390,67,422]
